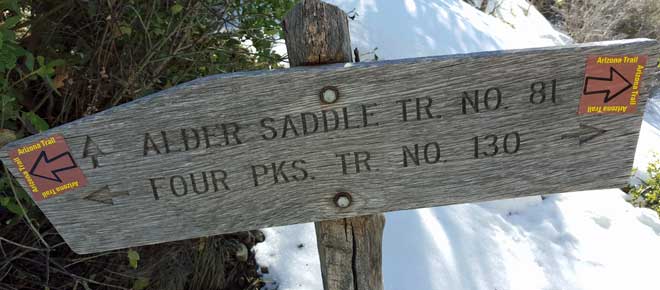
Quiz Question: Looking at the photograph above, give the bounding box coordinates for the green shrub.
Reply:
[629,157,660,216]
[0,0,54,228]
[0,1,294,289]
[0,1,54,136]
[1,0,295,217]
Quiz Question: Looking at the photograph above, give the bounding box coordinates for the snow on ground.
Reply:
[256,1,660,289]
[339,0,569,60]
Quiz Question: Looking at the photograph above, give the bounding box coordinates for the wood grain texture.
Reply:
[0,39,657,254]
[283,0,352,66]
[316,215,385,290]
[284,2,384,289]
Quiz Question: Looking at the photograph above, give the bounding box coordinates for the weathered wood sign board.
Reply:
[1,39,658,254]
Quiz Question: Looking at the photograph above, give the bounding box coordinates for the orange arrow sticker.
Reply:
[578,55,647,114]
[9,134,87,201]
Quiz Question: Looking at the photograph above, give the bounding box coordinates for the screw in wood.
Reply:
[319,86,339,104]
[333,192,352,208]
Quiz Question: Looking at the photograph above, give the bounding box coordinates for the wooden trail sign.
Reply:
[1,39,658,254]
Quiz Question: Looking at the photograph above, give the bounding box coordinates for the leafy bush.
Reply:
[0,0,55,238]
[7,0,293,125]
[629,157,660,216]
[0,1,55,136]
[0,0,293,289]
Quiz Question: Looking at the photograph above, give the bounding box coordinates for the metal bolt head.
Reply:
[334,192,352,208]
[320,86,339,104]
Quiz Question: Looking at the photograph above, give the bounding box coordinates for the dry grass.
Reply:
[0,205,265,290]
[559,0,660,42]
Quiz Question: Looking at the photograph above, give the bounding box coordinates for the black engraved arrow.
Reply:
[583,67,632,103]
[84,185,129,205]
[29,151,78,182]
[561,124,607,145]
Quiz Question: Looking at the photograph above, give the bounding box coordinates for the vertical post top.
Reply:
[283,0,353,66]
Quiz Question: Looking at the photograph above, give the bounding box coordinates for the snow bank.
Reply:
[380,189,660,290]
[257,224,321,290]
[335,0,569,60]
[256,1,660,289]
[258,190,660,290]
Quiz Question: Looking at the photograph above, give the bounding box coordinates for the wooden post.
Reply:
[283,1,385,290]
[314,215,385,290]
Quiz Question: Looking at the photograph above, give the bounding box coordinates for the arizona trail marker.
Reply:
[579,55,648,114]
